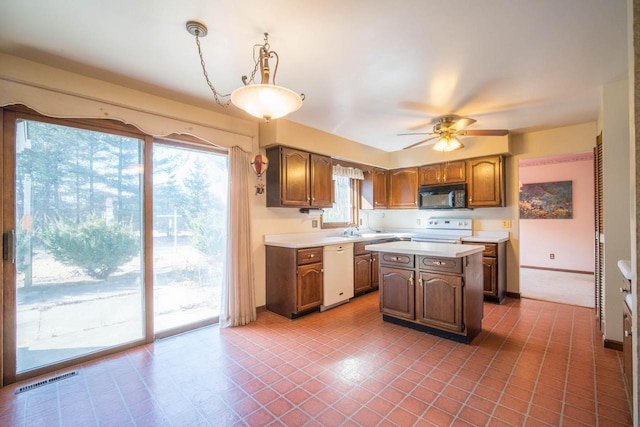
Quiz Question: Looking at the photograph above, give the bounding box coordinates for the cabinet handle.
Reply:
[625,330,632,337]
[409,274,414,287]
[312,197,315,201]
[309,254,314,258]
[418,278,423,288]
[432,260,445,266]
[620,287,628,294]
[369,259,373,264]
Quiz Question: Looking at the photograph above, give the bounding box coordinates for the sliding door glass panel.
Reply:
[15,119,144,373]
[152,144,227,333]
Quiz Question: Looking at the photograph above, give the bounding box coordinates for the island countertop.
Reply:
[364,241,485,258]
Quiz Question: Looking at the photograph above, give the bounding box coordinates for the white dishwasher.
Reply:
[321,243,354,311]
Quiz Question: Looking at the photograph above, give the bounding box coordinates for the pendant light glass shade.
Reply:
[433,134,464,152]
[231,84,303,122]
[187,22,304,122]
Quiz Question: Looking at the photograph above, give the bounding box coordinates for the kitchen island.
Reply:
[364,241,485,344]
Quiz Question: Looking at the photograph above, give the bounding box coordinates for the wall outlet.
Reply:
[360,218,363,225]
[501,220,512,228]
[550,253,555,259]
[311,219,318,228]
[416,219,421,225]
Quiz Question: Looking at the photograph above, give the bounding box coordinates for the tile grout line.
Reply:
[453,299,546,425]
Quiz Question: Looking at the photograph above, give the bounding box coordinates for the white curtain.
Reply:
[220,146,256,327]
[333,164,365,180]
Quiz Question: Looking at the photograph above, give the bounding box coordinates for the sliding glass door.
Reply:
[2,109,230,385]
[152,142,227,334]
[10,117,145,375]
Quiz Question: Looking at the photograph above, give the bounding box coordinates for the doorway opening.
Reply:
[518,153,595,307]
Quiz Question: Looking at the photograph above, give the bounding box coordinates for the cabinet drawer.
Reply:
[482,243,497,258]
[417,256,463,274]
[297,247,323,265]
[380,253,414,267]
[354,242,370,255]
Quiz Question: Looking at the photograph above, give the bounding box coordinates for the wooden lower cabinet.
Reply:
[353,240,392,295]
[416,272,463,332]
[475,241,506,303]
[354,254,373,295]
[297,263,323,312]
[266,245,323,318]
[379,252,483,344]
[379,267,415,320]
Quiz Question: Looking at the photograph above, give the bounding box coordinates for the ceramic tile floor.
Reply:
[0,292,633,426]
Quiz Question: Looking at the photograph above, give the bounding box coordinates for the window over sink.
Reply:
[322,165,363,228]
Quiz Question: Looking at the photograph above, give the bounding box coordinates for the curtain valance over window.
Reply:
[333,164,364,180]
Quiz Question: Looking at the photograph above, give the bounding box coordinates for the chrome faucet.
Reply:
[342,226,359,236]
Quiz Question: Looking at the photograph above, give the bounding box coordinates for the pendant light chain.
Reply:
[194,31,231,107]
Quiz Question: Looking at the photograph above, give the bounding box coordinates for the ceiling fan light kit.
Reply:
[399,115,508,152]
[186,21,304,122]
[432,133,464,152]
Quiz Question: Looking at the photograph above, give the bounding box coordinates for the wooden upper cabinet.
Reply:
[361,167,388,209]
[310,154,333,207]
[419,164,441,186]
[388,167,418,209]
[419,161,466,186]
[266,146,333,208]
[467,155,504,207]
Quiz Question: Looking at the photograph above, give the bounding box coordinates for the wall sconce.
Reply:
[251,154,269,194]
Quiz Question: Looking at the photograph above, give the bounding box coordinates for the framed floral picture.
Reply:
[519,180,573,219]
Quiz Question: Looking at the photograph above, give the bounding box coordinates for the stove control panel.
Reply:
[425,218,473,230]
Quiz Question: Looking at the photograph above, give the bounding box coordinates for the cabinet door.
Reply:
[354,254,372,294]
[482,257,497,296]
[281,147,311,206]
[297,263,323,312]
[623,303,633,394]
[442,160,466,183]
[388,167,418,209]
[371,252,380,289]
[380,267,414,319]
[419,164,441,186]
[310,154,333,207]
[372,168,388,208]
[417,272,463,332]
[467,156,504,207]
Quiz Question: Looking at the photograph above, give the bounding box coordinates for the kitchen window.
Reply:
[322,165,364,228]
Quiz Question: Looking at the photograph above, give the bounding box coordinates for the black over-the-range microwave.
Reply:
[418,183,468,209]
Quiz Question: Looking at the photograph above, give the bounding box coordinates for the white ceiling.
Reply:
[0,0,628,152]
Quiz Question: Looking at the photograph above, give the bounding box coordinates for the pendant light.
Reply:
[186,21,304,122]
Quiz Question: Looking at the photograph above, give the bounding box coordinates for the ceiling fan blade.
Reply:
[397,132,434,136]
[460,129,509,136]
[449,117,477,132]
[403,135,439,150]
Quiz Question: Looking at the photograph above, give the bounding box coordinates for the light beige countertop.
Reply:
[264,229,509,249]
[461,231,510,243]
[364,241,485,258]
[264,231,409,248]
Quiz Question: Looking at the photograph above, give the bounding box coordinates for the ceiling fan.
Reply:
[398,115,508,151]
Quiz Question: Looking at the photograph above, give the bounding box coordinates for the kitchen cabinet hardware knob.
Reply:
[432,260,444,266]
[625,330,632,337]
[418,278,423,288]
[309,254,314,258]
[312,197,315,201]
[369,259,373,263]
